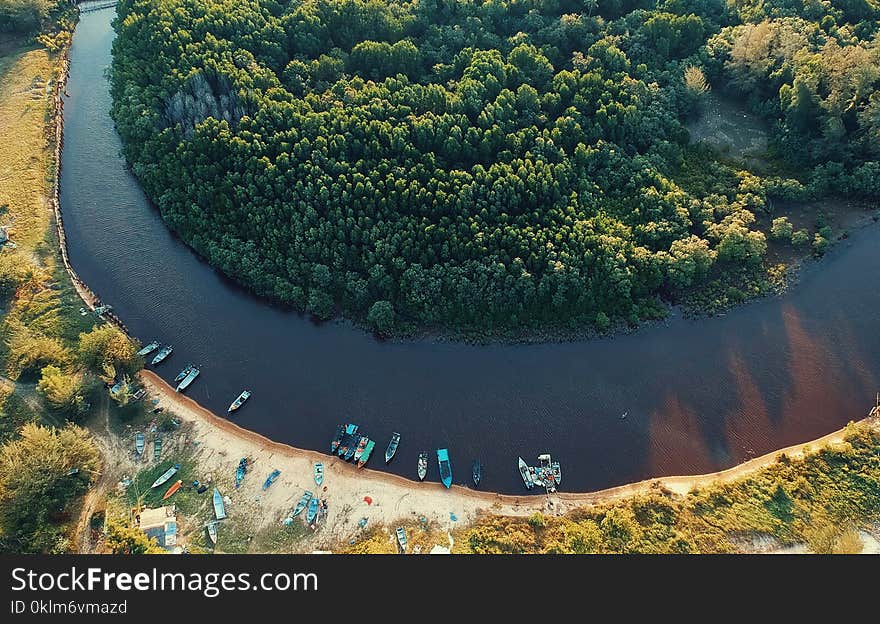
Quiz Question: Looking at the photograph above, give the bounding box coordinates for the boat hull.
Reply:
[213,488,227,520]
[437,449,452,489]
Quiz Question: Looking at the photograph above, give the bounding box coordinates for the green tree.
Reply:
[367,300,395,335]
[36,365,85,414]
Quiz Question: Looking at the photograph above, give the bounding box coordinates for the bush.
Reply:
[791,229,811,247]
[770,217,794,242]
[366,300,395,335]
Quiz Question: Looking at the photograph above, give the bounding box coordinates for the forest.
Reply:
[109,0,880,337]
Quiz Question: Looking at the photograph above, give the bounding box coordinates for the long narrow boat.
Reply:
[153,436,162,461]
[518,457,534,489]
[151,345,173,365]
[385,432,401,463]
[176,366,200,392]
[343,440,358,461]
[213,488,227,520]
[396,526,407,553]
[136,341,159,357]
[417,452,428,481]
[337,424,358,458]
[306,496,320,525]
[472,460,482,487]
[174,364,194,383]
[357,440,375,468]
[352,436,369,463]
[135,431,145,456]
[437,449,452,489]
[289,491,312,519]
[227,390,251,413]
[262,469,281,490]
[234,457,248,488]
[162,479,182,500]
[330,425,345,453]
[150,463,180,488]
[206,522,218,546]
[314,462,324,486]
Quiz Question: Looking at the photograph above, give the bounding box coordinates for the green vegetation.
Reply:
[460,421,880,553]
[110,0,880,338]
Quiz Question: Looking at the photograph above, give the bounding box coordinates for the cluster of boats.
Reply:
[285,490,325,527]
[330,424,401,468]
[518,455,563,492]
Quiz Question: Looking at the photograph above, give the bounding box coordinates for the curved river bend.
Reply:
[60,10,880,494]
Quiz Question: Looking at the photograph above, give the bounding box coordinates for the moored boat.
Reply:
[289,491,312,519]
[437,449,452,489]
[343,440,358,461]
[176,366,200,392]
[417,452,428,481]
[228,390,251,413]
[306,496,320,525]
[313,462,324,486]
[352,436,369,462]
[337,424,359,458]
[213,487,227,520]
[330,425,344,453]
[262,469,281,490]
[150,463,180,488]
[357,440,375,468]
[472,460,482,487]
[206,522,218,546]
[396,526,407,553]
[136,341,159,357]
[162,479,182,500]
[135,431,145,456]
[385,432,401,463]
[151,345,173,365]
[174,364,194,383]
[518,457,534,489]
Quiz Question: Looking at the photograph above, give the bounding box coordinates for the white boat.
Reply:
[151,345,173,365]
[174,364,194,383]
[150,463,180,488]
[227,390,251,413]
[136,341,159,356]
[176,366,200,392]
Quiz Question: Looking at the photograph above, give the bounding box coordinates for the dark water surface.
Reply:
[60,10,880,494]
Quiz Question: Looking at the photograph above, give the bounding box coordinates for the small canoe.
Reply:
[228,390,251,413]
[135,432,145,456]
[136,341,160,357]
[396,526,407,553]
[151,345,173,365]
[213,488,227,520]
[162,479,182,500]
[417,452,428,481]
[306,496,320,525]
[437,449,452,489]
[314,462,324,486]
[150,463,180,488]
[385,432,401,463]
[472,460,482,487]
[174,364,194,383]
[357,440,375,468]
[206,522,218,546]
[262,469,281,490]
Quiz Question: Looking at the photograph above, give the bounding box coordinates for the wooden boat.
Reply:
[150,463,180,488]
[206,522,218,546]
[417,452,428,481]
[518,457,534,489]
[227,390,251,413]
[213,488,227,520]
[357,440,375,468]
[135,431,145,456]
[337,424,358,458]
[290,490,312,519]
[162,479,182,500]
[385,432,401,463]
[136,340,159,357]
[330,425,345,453]
[262,469,281,490]
[352,436,369,462]
[306,496,320,525]
[396,526,407,552]
[437,449,452,489]
[151,345,173,365]
[313,462,324,486]
[176,366,200,392]
[174,364,194,383]
[234,457,247,488]
[472,460,482,487]
[152,436,162,461]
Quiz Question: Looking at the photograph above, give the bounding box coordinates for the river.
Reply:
[59,8,880,494]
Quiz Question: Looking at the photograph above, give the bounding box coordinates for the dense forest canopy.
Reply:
[110,0,880,337]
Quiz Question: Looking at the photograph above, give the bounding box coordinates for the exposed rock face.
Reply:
[162,71,246,137]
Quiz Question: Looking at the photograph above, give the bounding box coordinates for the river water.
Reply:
[59,9,880,494]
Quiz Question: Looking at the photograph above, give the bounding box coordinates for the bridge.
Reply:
[75,1,118,13]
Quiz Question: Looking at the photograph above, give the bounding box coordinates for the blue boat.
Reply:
[213,488,227,520]
[262,469,281,490]
[306,496,320,525]
[330,425,345,453]
[234,457,248,488]
[337,424,359,458]
[437,449,452,489]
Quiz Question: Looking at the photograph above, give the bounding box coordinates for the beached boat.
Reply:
[290,491,312,519]
[262,469,281,490]
[314,462,324,486]
[150,463,180,488]
[357,440,375,468]
[472,460,482,487]
[234,457,248,488]
[417,452,428,481]
[174,364,194,383]
[306,496,320,525]
[330,425,345,453]
[153,436,162,461]
[396,526,407,553]
[437,449,452,489]
[136,341,159,357]
[385,432,401,463]
[518,457,534,489]
[135,431,145,456]
[206,522,218,546]
[151,345,173,365]
[337,424,358,458]
[352,436,369,463]
[343,440,358,461]
[162,479,182,500]
[176,366,200,392]
[213,488,227,520]
[227,390,251,413]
